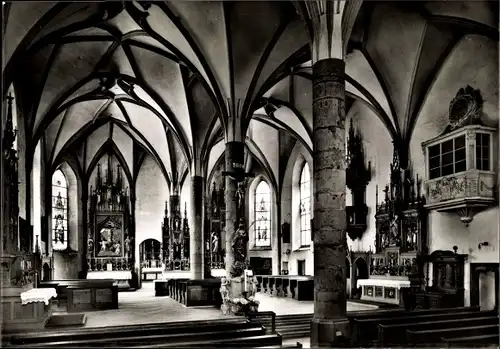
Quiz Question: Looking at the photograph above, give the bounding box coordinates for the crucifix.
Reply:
[221,142,255,225]
[222,168,254,226]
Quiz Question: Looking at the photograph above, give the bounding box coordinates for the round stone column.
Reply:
[190,175,204,279]
[310,58,349,348]
[223,142,239,280]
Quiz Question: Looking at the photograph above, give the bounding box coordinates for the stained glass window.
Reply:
[300,162,311,247]
[255,181,271,247]
[52,170,68,250]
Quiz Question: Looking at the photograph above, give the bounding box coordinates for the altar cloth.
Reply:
[87,270,132,280]
[357,278,410,289]
[21,288,57,305]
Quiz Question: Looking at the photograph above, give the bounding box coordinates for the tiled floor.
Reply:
[56,282,377,329]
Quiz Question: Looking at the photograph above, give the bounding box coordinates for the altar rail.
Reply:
[256,275,314,301]
[161,278,222,307]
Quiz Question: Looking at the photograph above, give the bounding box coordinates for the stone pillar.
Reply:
[223,143,238,279]
[220,141,259,316]
[80,190,88,278]
[310,58,349,347]
[190,175,204,279]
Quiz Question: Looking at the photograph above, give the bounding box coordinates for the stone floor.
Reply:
[54,281,376,348]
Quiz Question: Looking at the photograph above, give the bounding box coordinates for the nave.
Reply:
[2,0,499,348]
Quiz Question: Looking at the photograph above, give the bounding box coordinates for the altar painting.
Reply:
[95,215,124,257]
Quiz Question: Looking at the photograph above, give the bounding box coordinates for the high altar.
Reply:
[358,147,427,305]
[85,156,135,288]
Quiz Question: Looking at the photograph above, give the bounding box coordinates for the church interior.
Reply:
[1,1,499,348]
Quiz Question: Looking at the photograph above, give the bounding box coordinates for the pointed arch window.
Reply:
[255,181,271,247]
[299,162,311,247]
[52,170,68,250]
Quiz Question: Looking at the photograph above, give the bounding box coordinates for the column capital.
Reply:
[224,100,244,143]
[191,147,203,177]
[305,1,345,64]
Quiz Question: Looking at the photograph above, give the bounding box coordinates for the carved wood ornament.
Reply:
[87,155,133,272]
[422,86,497,226]
[345,119,371,240]
[161,196,190,271]
[372,145,427,278]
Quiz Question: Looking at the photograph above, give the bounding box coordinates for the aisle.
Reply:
[63,282,377,328]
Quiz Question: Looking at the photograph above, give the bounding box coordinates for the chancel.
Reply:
[1,1,498,348]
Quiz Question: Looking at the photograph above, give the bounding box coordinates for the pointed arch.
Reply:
[299,162,311,247]
[51,169,68,250]
[86,139,133,186]
[254,180,271,247]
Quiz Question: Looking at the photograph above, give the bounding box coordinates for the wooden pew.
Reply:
[6,317,286,348]
[183,279,222,307]
[378,311,498,345]
[39,279,118,312]
[154,280,169,297]
[166,278,221,307]
[348,306,481,346]
[290,277,314,301]
[255,275,314,301]
[406,323,499,346]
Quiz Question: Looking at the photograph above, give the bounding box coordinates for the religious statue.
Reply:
[124,236,132,255]
[230,220,248,277]
[389,214,399,245]
[87,237,94,256]
[220,277,231,314]
[114,242,121,255]
[96,188,102,205]
[211,231,219,253]
[100,240,108,252]
[174,241,181,260]
[235,180,246,222]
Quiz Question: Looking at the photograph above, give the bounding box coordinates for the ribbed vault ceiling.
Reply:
[4,1,498,183]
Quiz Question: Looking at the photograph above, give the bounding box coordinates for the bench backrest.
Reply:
[349,305,480,320]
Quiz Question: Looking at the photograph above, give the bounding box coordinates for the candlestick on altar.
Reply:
[375,185,378,206]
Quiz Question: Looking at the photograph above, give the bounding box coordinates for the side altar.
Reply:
[85,157,136,289]
[359,147,427,306]
[160,193,190,276]
[1,94,55,332]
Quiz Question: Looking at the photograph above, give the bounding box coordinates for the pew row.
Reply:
[256,275,314,301]
[347,305,482,346]
[165,278,222,307]
[407,323,499,346]
[377,310,498,345]
[5,317,302,348]
[39,279,118,312]
[441,334,500,348]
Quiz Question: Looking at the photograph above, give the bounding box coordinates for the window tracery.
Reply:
[299,162,311,247]
[52,170,68,250]
[254,181,271,247]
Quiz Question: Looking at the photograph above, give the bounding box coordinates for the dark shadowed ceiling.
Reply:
[3,0,498,184]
